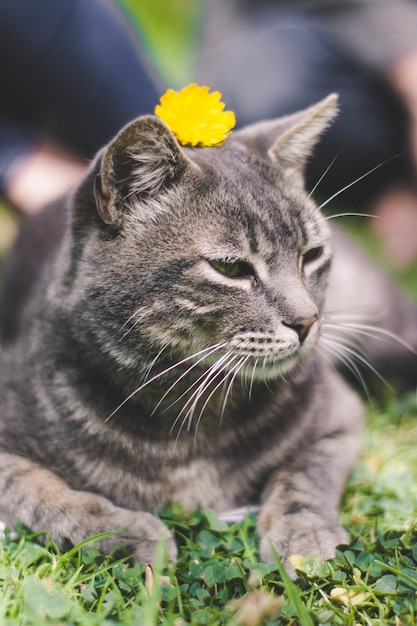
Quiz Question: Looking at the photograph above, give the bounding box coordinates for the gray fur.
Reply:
[0,95,415,569]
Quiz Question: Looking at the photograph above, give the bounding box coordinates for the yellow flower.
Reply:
[155,83,236,147]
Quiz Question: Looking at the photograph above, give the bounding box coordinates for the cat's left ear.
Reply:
[235,93,338,188]
[269,93,338,184]
[94,116,193,227]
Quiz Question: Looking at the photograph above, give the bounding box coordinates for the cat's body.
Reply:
[0,96,415,567]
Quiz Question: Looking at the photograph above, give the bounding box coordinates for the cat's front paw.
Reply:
[67,494,177,563]
[258,513,348,573]
[98,508,177,563]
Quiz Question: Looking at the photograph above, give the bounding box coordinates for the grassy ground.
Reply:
[1,2,417,624]
[1,395,417,626]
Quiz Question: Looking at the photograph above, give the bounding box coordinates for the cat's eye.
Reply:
[209,259,255,279]
[302,246,324,265]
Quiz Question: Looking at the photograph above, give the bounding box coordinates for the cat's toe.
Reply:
[97,508,177,563]
[259,519,348,575]
[130,514,177,563]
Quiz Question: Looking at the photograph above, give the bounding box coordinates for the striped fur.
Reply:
[0,95,415,569]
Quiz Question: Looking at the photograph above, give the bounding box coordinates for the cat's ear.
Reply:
[269,93,338,183]
[235,94,338,188]
[94,116,193,227]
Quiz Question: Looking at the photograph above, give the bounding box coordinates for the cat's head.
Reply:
[71,94,337,382]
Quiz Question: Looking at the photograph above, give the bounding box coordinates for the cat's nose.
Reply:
[285,315,318,343]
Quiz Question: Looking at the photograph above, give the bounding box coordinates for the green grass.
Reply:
[1,394,417,625]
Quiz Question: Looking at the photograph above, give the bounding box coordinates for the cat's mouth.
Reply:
[227,324,320,373]
[196,327,319,383]
[234,353,301,381]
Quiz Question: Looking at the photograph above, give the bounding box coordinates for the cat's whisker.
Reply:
[141,345,169,386]
[219,355,250,423]
[157,348,232,418]
[169,352,236,438]
[182,354,238,433]
[260,353,286,383]
[121,309,164,340]
[323,212,376,221]
[119,304,161,338]
[106,342,227,421]
[181,355,239,438]
[120,317,143,340]
[193,357,243,441]
[308,145,346,199]
[315,343,369,397]
[324,308,386,322]
[247,357,260,399]
[321,331,391,390]
[323,321,417,354]
[319,336,370,394]
[197,362,242,435]
[322,325,368,350]
[321,329,367,359]
[119,307,145,333]
[318,156,400,211]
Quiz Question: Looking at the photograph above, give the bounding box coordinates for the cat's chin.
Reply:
[235,353,302,382]
[227,337,319,383]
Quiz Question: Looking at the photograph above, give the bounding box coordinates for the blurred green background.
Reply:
[0,0,416,302]
[117,0,200,87]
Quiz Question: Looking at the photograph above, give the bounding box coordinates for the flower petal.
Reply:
[155,83,235,147]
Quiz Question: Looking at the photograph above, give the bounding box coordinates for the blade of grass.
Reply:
[270,544,315,626]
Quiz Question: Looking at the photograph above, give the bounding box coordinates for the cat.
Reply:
[0,94,416,570]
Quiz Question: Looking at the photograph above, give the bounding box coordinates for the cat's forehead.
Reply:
[186,138,270,178]
[183,143,328,252]
[186,141,288,213]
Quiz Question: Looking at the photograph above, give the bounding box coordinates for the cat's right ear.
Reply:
[94,116,193,228]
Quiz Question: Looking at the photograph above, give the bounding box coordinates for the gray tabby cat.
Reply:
[0,94,415,569]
